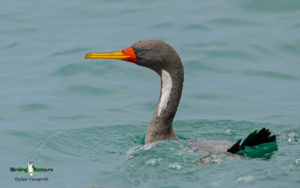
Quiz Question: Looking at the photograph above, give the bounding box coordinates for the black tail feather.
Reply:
[227,128,276,154]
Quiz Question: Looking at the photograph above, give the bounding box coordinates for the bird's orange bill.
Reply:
[84,48,137,64]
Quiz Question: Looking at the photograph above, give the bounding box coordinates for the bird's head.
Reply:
[85,39,182,75]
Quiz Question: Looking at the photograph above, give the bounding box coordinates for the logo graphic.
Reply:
[28,162,34,176]
[10,162,53,177]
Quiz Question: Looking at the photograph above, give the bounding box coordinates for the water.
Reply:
[1,0,300,187]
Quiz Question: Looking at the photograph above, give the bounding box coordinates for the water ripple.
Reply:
[19,103,49,112]
[242,0,300,12]
[52,63,104,76]
[243,70,298,80]
[66,84,111,95]
[205,49,255,60]
[0,42,17,49]
[212,18,260,26]
[51,47,89,56]
[152,22,174,29]
[182,23,211,31]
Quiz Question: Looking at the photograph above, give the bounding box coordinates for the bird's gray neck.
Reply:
[145,66,184,144]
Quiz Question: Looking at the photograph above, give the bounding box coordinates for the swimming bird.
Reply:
[85,39,276,154]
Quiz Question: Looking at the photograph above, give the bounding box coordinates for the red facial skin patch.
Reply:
[122,48,137,64]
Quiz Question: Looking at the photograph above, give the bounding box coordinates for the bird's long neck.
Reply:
[145,66,184,144]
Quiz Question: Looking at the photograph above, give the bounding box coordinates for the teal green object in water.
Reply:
[1,0,300,187]
[240,142,278,159]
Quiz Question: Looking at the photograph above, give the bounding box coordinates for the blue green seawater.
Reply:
[1,0,300,187]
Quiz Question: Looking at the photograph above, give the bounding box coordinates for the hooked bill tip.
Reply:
[84,53,90,59]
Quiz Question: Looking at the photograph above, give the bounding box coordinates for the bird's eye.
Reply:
[133,48,143,55]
